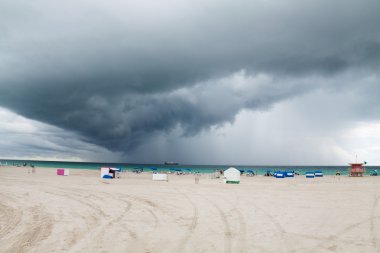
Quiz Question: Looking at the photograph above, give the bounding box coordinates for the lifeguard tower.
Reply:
[349,163,365,177]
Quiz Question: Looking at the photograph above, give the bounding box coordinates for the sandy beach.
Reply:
[0,166,380,253]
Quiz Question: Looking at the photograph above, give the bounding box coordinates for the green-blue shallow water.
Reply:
[1,159,379,176]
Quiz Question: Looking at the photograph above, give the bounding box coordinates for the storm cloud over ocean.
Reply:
[0,0,379,164]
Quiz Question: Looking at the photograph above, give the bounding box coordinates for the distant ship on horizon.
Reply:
[164,161,179,165]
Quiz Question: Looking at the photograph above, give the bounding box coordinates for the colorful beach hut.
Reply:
[56,168,69,176]
[224,167,240,184]
[100,167,120,179]
[349,163,365,177]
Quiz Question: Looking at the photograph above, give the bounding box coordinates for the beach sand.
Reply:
[0,166,380,253]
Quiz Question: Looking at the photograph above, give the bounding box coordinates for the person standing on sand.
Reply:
[195,173,200,184]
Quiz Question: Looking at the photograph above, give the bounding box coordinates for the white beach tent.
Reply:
[152,173,168,181]
[224,167,240,184]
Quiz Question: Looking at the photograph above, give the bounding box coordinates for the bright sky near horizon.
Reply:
[0,0,379,165]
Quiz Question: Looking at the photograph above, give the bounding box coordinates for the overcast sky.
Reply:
[0,0,379,165]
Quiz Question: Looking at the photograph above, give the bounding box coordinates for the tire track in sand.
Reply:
[0,203,22,238]
[123,194,161,229]
[93,192,134,241]
[224,192,249,253]
[121,194,170,252]
[210,190,268,253]
[174,190,199,253]
[248,202,289,253]
[229,207,248,253]
[55,189,136,250]
[199,195,232,253]
[43,190,104,251]
[310,216,379,252]
[218,190,265,253]
[371,195,380,251]
[11,206,53,253]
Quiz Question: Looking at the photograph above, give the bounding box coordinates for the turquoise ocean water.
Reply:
[1,159,379,175]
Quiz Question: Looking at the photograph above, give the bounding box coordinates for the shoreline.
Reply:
[1,164,376,177]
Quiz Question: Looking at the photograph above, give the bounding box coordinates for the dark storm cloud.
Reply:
[0,0,379,154]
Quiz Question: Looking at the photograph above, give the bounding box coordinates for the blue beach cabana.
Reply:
[314,170,323,177]
[285,171,295,177]
[274,171,285,178]
[305,172,315,178]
